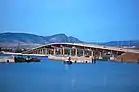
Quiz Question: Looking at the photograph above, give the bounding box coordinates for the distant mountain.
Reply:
[0,32,139,49]
[0,32,46,44]
[102,40,139,47]
[0,32,83,48]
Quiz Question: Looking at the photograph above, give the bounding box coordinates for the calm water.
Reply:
[0,55,139,92]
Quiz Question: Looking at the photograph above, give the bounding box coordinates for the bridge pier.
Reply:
[45,48,48,55]
[42,49,44,54]
[53,47,56,55]
[38,49,41,54]
[75,48,78,56]
[62,47,65,56]
[36,49,39,54]
[34,50,36,54]
[41,48,43,54]
[39,49,41,54]
[91,49,94,58]
[83,49,85,57]
[70,48,72,56]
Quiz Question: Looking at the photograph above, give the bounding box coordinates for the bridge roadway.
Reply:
[24,42,139,54]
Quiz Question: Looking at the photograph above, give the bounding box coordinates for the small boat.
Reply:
[63,57,72,65]
[64,60,72,65]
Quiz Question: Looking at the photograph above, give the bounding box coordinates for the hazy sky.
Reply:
[0,0,139,42]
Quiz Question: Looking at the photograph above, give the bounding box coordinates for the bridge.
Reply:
[22,43,139,63]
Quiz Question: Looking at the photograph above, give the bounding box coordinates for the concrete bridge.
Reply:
[22,43,139,63]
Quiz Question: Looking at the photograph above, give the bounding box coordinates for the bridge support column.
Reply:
[35,50,36,54]
[45,48,48,55]
[38,49,40,54]
[60,48,62,55]
[41,49,43,54]
[70,48,72,56]
[40,49,42,54]
[48,49,51,55]
[43,48,45,54]
[33,50,34,54]
[110,50,113,56]
[47,49,49,55]
[82,48,85,57]
[62,47,65,56]
[35,50,37,54]
[37,49,39,54]
[40,49,43,54]
[36,49,38,54]
[91,50,94,57]
[117,51,119,56]
[53,47,56,55]
[41,49,44,54]
[75,48,78,56]
[43,49,44,54]
[99,51,102,59]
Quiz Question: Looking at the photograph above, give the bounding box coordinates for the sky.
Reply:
[0,0,139,42]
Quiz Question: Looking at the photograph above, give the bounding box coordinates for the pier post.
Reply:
[70,48,72,56]
[39,49,41,54]
[99,51,102,59]
[42,48,44,54]
[43,48,45,54]
[60,48,62,55]
[41,49,43,54]
[35,50,37,54]
[62,47,65,56]
[48,49,51,55]
[45,48,48,55]
[36,49,39,54]
[47,49,49,55]
[53,47,56,55]
[75,48,78,56]
[42,49,43,54]
[41,48,43,54]
[83,49,85,57]
[38,49,40,54]
[117,51,119,56]
[111,50,113,56]
[33,50,35,54]
[50,49,53,54]
[91,49,94,57]
[37,49,40,54]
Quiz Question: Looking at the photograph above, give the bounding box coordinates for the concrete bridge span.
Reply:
[22,43,139,63]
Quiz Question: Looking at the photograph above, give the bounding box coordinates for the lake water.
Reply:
[0,56,139,92]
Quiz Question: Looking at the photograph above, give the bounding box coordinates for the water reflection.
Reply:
[71,78,76,90]
[64,64,70,71]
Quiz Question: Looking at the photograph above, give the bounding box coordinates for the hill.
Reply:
[102,40,139,47]
[0,32,83,48]
[0,32,139,49]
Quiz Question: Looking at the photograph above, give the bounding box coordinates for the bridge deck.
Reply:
[24,43,139,53]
